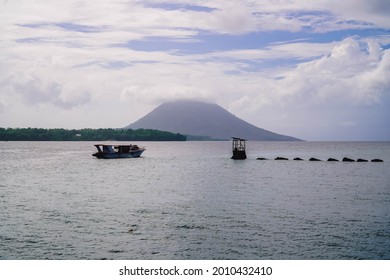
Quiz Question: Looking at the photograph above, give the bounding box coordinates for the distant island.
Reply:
[2,100,301,142]
[0,128,186,141]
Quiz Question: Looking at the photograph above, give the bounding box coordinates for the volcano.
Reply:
[127,100,300,141]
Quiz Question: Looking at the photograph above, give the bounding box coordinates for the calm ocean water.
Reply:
[1,141,389,260]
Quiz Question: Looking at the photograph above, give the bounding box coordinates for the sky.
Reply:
[1,0,389,141]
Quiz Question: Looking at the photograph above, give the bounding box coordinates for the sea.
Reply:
[0,141,389,260]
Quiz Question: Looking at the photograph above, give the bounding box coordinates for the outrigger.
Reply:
[92,144,145,159]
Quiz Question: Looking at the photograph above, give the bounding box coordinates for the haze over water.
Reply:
[1,141,389,259]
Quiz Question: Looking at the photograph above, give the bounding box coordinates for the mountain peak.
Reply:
[127,100,300,141]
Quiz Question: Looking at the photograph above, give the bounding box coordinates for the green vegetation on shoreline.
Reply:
[0,127,186,141]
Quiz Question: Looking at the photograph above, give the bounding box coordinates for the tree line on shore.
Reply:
[0,127,186,141]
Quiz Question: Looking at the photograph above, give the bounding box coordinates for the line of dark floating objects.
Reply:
[257,157,384,162]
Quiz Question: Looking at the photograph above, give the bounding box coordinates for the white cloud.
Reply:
[227,37,390,140]
[203,41,337,63]
[206,2,257,34]
[2,0,388,47]
[282,38,390,105]
[5,72,91,109]
[0,98,5,113]
[333,0,390,29]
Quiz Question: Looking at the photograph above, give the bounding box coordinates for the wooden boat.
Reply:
[92,144,145,159]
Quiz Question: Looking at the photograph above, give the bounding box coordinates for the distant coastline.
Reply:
[0,127,186,141]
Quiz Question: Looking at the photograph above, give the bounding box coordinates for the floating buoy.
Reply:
[275,157,288,160]
[255,156,383,163]
[256,157,268,160]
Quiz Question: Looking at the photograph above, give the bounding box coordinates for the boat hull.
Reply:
[93,149,145,159]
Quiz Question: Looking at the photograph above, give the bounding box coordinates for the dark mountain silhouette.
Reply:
[127,100,300,141]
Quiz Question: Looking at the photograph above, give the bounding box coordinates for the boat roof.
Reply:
[94,144,138,147]
[232,137,246,141]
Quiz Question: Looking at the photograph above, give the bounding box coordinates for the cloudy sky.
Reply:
[1,0,389,140]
